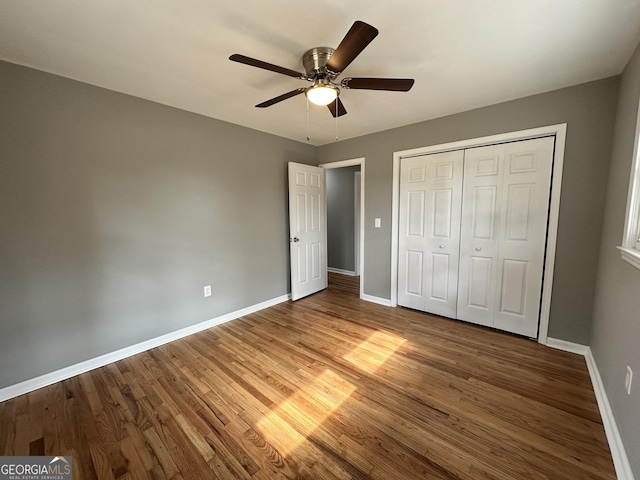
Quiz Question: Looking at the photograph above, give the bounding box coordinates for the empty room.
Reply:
[1,1,639,479]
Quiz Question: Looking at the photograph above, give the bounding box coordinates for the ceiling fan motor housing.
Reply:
[302,47,335,77]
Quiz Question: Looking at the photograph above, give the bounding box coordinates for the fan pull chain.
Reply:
[306,97,311,142]
[335,105,339,142]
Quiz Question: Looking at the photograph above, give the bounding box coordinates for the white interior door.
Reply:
[457,137,554,336]
[398,150,463,317]
[288,162,327,301]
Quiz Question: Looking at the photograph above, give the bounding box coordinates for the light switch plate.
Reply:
[374,218,381,228]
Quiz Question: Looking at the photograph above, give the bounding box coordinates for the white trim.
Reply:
[390,123,567,347]
[319,158,363,169]
[361,294,392,307]
[0,294,291,403]
[390,154,401,307]
[537,125,567,344]
[618,246,640,270]
[620,92,640,268]
[328,267,357,276]
[354,171,361,276]
[585,348,636,480]
[545,337,590,355]
[320,157,365,300]
[393,125,566,159]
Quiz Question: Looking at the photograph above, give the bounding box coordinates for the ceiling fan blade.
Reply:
[256,88,306,108]
[342,77,415,91]
[327,98,347,117]
[326,21,378,74]
[229,54,306,79]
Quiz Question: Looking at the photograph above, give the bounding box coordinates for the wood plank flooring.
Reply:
[0,273,616,479]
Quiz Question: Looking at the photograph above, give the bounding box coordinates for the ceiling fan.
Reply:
[229,21,415,117]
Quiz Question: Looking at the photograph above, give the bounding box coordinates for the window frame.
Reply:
[619,95,640,270]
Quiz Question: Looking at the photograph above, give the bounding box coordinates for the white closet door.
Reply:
[398,151,463,317]
[457,145,504,327]
[493,137,554,337]
[457,137,554,336]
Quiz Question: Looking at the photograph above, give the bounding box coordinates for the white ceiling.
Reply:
[1,1,640,146]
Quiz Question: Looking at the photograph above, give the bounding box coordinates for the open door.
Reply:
[288,162,327,300]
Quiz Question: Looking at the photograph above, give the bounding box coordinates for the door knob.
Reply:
[291,237,300,243]
[475,246,482,251]
[439,244,445,249]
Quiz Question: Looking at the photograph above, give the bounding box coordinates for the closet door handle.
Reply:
[439,244,445,249]
[475,247,482,251]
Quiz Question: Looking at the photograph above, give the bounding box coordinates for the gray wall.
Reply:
[0,60,316,388]
[318,78,619,345]
[327,166,360,272]
[591,41,640,477]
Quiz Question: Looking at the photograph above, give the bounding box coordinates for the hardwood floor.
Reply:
[0,273,615,479]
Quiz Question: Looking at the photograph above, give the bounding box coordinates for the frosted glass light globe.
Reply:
[306,85,338,106]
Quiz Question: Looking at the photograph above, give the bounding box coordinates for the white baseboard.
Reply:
[545,338,635,480]
[585,348,636,480]
[0,293,291,403]
[545,337,590,355]
[361,293,392,307]
[327,267,357,276]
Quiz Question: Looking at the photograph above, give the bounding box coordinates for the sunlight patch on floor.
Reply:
[255,369,356,456]
[342,330,407,374]
[254,330,405,458]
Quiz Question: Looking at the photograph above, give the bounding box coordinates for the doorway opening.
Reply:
[320,158,365,298]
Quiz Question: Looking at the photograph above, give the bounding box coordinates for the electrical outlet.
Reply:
[203,285,212,297]
[625,366,633,395]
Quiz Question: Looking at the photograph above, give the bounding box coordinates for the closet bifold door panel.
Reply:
[397,150,463,317]
[493,138,554,336]
[456,144,504,328]
[398,136,555,338]
[457,137,555,337]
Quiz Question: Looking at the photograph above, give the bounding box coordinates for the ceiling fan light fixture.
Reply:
[305,84,339,106]
[231,21,415,122]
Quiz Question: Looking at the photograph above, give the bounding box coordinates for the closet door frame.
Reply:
[390,123,567,344]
